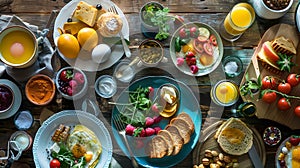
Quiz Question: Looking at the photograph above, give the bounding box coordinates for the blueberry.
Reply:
[96,4,102,10]
[67,18,72,22]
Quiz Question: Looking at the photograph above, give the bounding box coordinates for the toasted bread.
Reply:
[272,36,296,55]
[165,125,184,155]
[158,130,174,156]
[177,112,195,133]
[146,135,168,158]
[170,118,192,144]
[216,118,253,156]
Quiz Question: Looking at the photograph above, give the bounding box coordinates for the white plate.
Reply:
[32,110,113,168]
[53,0,129,72]
[0,79,21,119]
[295,2,300,32]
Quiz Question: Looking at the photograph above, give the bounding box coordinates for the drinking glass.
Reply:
[219,3,255,42]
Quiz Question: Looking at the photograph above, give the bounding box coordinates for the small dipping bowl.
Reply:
[9,131,32,151]
[0,84,14,113]
[222,56,243,78]
[263,126,281,146]
[114,60,135,83]
[95,75,117,98]
[14,110,34,130]
[211,80,239,106]
[25,74,56,105]
[138,39,166,67]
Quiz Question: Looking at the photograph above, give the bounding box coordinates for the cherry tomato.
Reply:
[50,159,61,168]
[209,35,217,46]
[203,42,213,56]
[261,76,276,90]
[277,98,291,111]
[294,106,300,118]
[262,91,277,104]
[287,73,299,87]
[186,51,195,57]
[179,28,186,38]
[278,82,291,94]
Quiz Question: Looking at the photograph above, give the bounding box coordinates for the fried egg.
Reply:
[67,125,102,168]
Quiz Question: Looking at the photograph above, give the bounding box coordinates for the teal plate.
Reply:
[112,76,202,168]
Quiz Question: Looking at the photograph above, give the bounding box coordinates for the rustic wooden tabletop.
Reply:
[1,0,300,168]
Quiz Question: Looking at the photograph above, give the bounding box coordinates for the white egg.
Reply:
[91,44,111,63]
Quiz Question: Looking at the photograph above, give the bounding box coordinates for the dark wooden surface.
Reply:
[1,0,300,167]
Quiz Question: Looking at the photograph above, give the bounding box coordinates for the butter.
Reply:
[221,127,245,144]
[73,1,98,27]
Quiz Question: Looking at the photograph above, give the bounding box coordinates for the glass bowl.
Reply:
[95,75,117,98]
[222,55,243,78]
[210,80,239,106]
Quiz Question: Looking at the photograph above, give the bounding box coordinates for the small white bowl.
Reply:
[95,75,117,98]
[55,67,88,100]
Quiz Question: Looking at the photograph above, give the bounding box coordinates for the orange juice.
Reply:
[224,3,255,36]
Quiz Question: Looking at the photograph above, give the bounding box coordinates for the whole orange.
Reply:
[77,27,98,51]
[57,34,80,59]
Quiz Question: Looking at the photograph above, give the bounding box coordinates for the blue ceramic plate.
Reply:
[112,76,202,168]
[33,110,113,168]
[0,79,21,119]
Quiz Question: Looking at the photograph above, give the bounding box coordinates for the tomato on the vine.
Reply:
[277,98,291,111]
[278,82,291,94]
[262,76,276,89]
[287,73,300,87]
[294,106,300,118]
[50,159,61,168]
[262,91,277,104]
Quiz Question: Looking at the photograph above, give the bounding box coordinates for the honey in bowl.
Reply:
[211,80,239,106]
[0,26,37,68]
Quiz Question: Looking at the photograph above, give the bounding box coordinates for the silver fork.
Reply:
[112,114,139,168]
[107,5,131,58]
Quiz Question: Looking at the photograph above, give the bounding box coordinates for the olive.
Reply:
[67,18,72,22]
[96,4,102,10]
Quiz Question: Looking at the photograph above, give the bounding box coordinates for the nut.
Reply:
[278,153,285,161]
[218,153,224,161]
[226,162,233,168]
[213,156,219,162]
[223,156,232,163]
[211,150,219,157]
[233,162,239,168]
[210,163,220,168]
[202,158,210,166]
[193,165,198,168]
[205,150,213,158]
[198,164,205,168]
[216,160,224,167]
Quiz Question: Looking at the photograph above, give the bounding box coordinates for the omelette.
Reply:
[67,125,102,168]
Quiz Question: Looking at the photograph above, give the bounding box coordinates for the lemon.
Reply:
[182,39,195,53]
[77,27,98,51]
[57,34,80,59]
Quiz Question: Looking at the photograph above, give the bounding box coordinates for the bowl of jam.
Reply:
[0,84,14,113]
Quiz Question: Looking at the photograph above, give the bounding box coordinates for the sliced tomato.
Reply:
[203,42,213,56]
[209,35,217,46]
[193,40,204,54]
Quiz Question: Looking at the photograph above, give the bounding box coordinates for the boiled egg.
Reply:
[91,44,111,63]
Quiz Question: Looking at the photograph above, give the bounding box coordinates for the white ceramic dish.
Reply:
[0,79,21,119]
[53,0,129,72]
[32,110,113,168]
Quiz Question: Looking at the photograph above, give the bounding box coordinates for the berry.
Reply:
[145,127,155,136]
[125,124,135,136]
[96,4,102,10]
[177,57,185,66]
[74,72,85,84]
[145,117,154,127]
[153,115,162,124]
[153,126,162,134]
[67,87,73,96]
[190,65,199,74]
[69,80,78,89]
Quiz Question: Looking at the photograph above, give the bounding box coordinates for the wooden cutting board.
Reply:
[240,23,300,130]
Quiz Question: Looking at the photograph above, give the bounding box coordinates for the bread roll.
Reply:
[97,12,123,37]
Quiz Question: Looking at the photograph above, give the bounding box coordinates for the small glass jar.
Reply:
[9,131,32,151]
[211,80,239,106]
[14,110,34,130]
[222,55,243,78]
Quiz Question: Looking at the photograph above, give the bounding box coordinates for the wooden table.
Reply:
[1,0,300,167]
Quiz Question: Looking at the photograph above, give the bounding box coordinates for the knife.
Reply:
[248,144,264,168]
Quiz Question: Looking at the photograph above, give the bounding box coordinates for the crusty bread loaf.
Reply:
[158,130,174,156]
[97,12,123,37]
[165,125,184,155]
[146,135,168,158]
[216,118,253,156]
[271,36,296,55]
[170,118,192,144]
[177,112,194,133]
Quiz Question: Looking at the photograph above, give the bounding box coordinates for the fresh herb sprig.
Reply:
[277,53,296,72]
[240,73,262,98]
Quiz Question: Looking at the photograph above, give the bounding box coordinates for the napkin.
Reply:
[0,15,54,83]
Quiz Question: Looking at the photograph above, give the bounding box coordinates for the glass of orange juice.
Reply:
[219,3,255,42]
[210,80,239,106]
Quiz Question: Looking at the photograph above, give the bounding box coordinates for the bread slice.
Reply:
[170,118,192,144]
[271,36,296,55]
[216,118,253,156]
[146,135,168,158]
[177,112,194,133]
[165,125,184,155]
[158,130,174,156]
